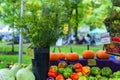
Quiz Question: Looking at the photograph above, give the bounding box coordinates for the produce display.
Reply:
[47,62,120,80]
[105,42,120,54]
[105,36,120,54]
[50,49,111,61]
[104,5,120,56]
[50,51,79,62]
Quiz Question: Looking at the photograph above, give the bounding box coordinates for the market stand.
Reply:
[104,0,120,56]
[47,1,120,80]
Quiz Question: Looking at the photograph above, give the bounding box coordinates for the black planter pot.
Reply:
[32,47,50,80]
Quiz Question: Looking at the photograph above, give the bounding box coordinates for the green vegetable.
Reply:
[67,65,73,70]
[64,67,73,74]
[91,67,101,76]
[101,67,112,77]
[58,68,64,74]
[16,65,35,80]
[63,72,71,79]
[78,76,87,80]
[98,77,108,80]
[0,64,21,80]
[109,78,120,80]
[113,71,120,78]
[63,67,73,79]
[88,76,97,80]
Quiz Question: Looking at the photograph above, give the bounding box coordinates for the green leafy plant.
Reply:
[16,0,67,48]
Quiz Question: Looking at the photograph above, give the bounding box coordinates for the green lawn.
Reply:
[0,43,103,68]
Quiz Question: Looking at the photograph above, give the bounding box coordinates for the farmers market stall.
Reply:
[47,1,120,79]
[50,58,120,72]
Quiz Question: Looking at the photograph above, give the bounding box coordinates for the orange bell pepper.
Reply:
[82,66,90,75]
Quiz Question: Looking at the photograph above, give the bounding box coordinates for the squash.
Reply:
[82,50,95,59]
[57,52,66,60]
[66,52,79,62]
[49,52,59,61]
[96,50,110,59]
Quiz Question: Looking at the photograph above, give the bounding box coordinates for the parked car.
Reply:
[14,35,30,44]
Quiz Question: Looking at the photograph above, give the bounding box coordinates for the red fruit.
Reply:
[106,48,112,52]
[112,37,120,42]
[112,47,119,53]
[117,38,120,42]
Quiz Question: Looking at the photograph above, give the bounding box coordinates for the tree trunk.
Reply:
[12,28,14,52]
[74,5,78,37]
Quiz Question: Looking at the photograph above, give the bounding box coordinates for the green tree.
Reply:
[0,0,20,52]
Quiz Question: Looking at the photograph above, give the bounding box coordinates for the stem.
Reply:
[58,47,61,52]
[87,45,89,50]
[103,45,105,50]
[52,46,56,53]
[70,46,73,53]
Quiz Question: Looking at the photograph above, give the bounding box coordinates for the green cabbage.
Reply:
[16,65,35,80]
[0,64,21,80]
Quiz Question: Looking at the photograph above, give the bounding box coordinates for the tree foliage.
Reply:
[0,0,115,45]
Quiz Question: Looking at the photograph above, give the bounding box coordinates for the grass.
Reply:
[0,42,103,68]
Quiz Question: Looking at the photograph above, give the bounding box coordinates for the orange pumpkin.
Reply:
[82,50,95,59]
[66,52,79,62]
[57,52,66,60]
[49,52,59,61]
[96,50,110,59]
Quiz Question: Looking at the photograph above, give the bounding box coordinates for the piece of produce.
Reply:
[63,67,73,79]
[78,76,87,80]
[88,76,97,80]
[57,52,66,60]
[49,52,59,61]
[16,64,35,80]
[46,77,54,80]
[70,73,79,80]
[49,65,58,71]
[101,67,112,77]
[65,52,79,62]
[67,65,73,70]
[91,67,101,76]
[58,61,68,68]
[63,72,71,79]
[113,71,120,78]
[58,68,64,74]
[96,50,110,59]
[55,74,65,80]
[73,63,83,73]
[0,64,21,80]
[48,69,57,78]
[82,66,91,76]
[82,50,95,59]
[98,77,108,80]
